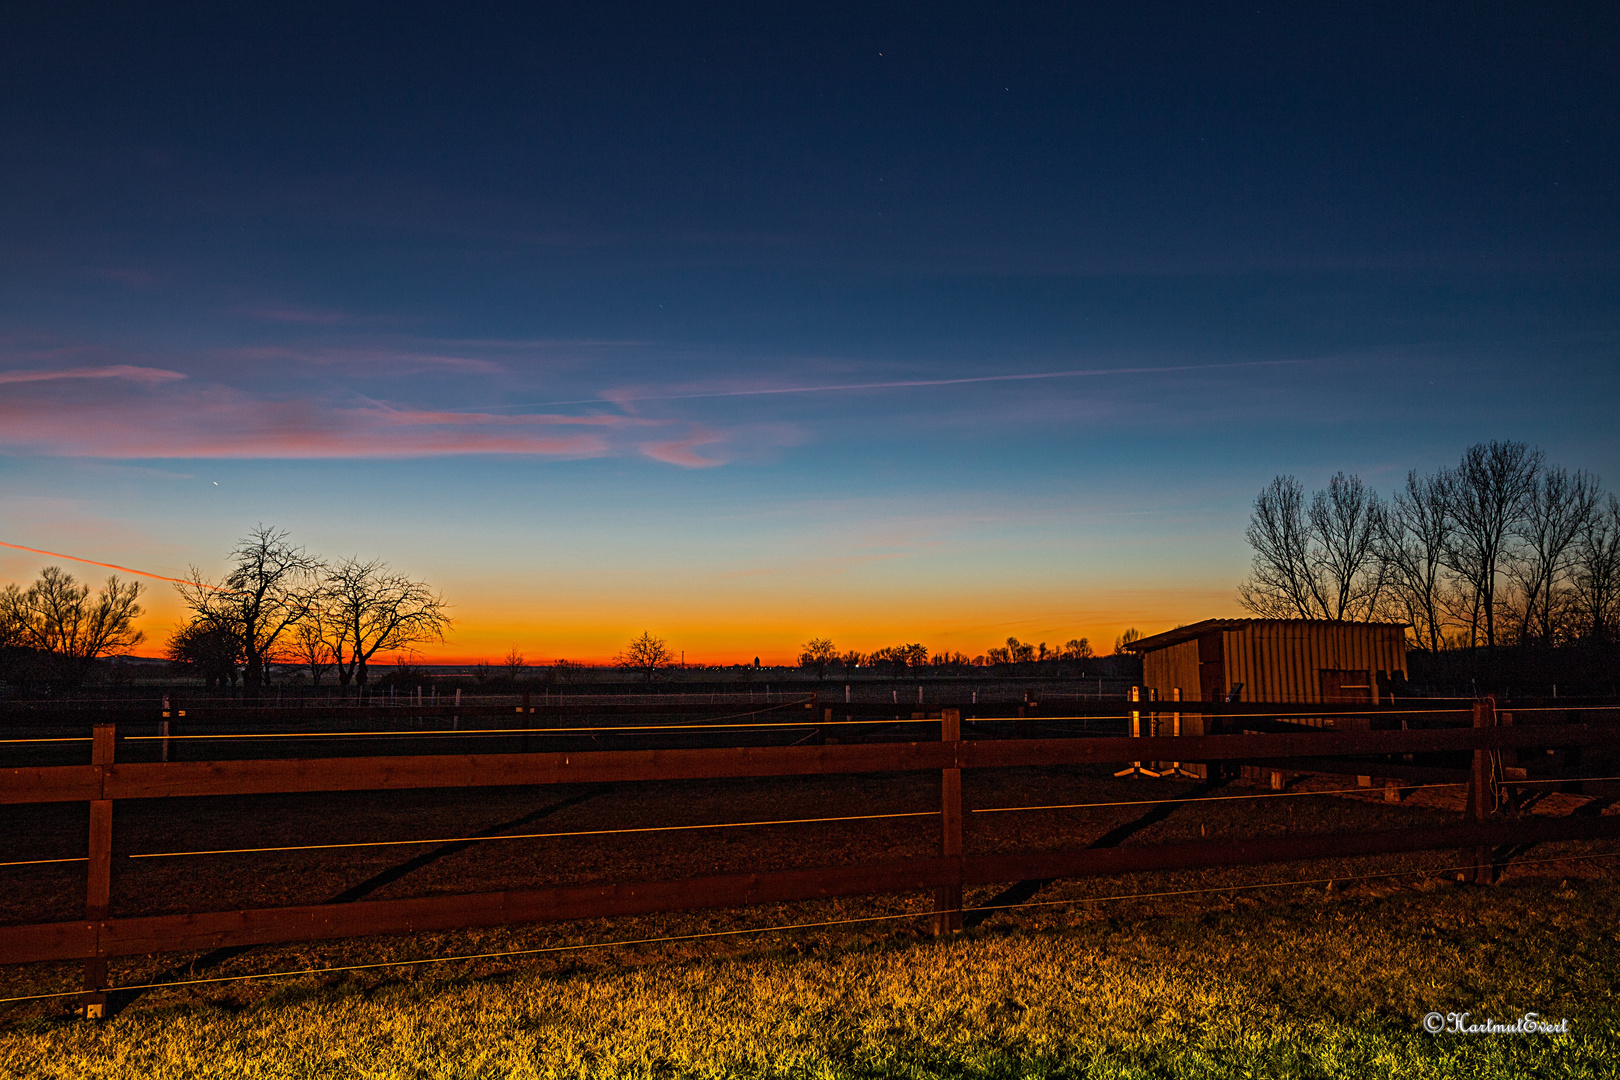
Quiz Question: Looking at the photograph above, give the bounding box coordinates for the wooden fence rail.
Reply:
[1,699,1616,1017]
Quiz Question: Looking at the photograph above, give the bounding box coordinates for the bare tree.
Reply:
[1443,441,1541,648]
[1378,469,1456,652]
[616,631,674,684]
[1310,473,1388,619]
[326,557,452,688]
[283,610,337,687]
[177,526,323,692]
[1239,473,1386,620]
[1507,466,1599,647]
[1,567,145,686]
[503,647,526,682]
[1063,637,1094,660]
[1571,494,1620,646]
[167,620,243,687]
[1113,628,1141,655]
[1237,476,1319,618]
[798,638,838,679]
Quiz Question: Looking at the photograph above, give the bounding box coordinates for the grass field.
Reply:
[2,854,1617,1078]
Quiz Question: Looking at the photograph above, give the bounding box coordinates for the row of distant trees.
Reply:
[794,633,1137,678]
[1239,440,1620,651]
[478,630,1135,687]
[166,525,450,690]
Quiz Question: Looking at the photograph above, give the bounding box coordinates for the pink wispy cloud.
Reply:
[0,379,648,460]
[640,428,726,468]
[0,365,186,386]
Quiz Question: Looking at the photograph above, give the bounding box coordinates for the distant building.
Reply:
[1123,618,1408,704]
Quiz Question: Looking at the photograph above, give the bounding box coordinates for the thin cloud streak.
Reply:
[503,359,1308,409]
[0,540,217,589]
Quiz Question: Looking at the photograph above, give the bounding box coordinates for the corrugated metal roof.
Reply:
[1123,618,1408,653]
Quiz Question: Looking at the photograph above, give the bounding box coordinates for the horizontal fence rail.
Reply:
[0,697,1616,1017]
[3,724,1616,804]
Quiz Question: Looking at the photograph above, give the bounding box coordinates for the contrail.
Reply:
[0,541,224,590]
[495,358,1304,409]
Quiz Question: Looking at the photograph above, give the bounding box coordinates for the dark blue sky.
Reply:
[2,2,1617,660]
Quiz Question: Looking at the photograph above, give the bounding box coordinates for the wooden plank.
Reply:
[81,859,953,960]
[1236,758,1468,784]
[0,766,99,805]
[959,725,1620,770]
[2,726,1615,805]
[97,742,953,800]
[964,814,1620,885]
[0,921,96,964]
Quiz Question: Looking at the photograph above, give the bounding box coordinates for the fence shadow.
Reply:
[964,778,1222,928]
[107,786,610,1016]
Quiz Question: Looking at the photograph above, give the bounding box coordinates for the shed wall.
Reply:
[1141,639,1201,701]
[1138,622,1408,704]
[1222,623,1407,703]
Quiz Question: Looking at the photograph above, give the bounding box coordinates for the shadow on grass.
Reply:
[964,778,1222,929]
[107,785,611,1017]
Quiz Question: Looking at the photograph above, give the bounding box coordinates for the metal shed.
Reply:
[1119,618,1410,783]
[1123,618,1409,705]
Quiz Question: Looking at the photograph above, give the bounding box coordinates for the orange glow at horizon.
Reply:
[2,544,1241,668]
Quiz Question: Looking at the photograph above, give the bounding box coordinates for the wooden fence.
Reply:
[1,697,1618,1018]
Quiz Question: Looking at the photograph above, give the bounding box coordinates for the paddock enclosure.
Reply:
[1,691,1617,1017]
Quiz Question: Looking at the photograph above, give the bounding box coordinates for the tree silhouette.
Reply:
[2,567,144,686]
[798,638,838,679]
[325,556,451,688]
[617,632,675,684]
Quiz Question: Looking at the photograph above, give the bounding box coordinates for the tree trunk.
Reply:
[243,655,263,697]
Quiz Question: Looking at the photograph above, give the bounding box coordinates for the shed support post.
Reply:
[933,709,963,935]
[81,724,114,1020]
[1115,686,1161,777]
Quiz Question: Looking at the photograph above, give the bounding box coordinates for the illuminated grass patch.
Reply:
[2,874,1617,1078]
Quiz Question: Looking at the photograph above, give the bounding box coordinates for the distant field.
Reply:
[1,861,1616,1079]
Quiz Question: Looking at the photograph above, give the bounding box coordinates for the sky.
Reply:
[2,2,1618,664]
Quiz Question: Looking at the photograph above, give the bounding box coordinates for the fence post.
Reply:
[1469,698,1496,884]
[82,723,114,1019]
[933,708,963,935]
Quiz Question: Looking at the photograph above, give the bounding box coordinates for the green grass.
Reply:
[3,873,1617,1079]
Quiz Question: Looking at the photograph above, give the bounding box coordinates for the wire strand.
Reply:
[0,737,95,745]
[128,810,938,859]
[971,781,1464,815]
[1501,774,1620,786]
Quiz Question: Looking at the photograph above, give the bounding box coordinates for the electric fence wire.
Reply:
[3,845,1616,1006]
